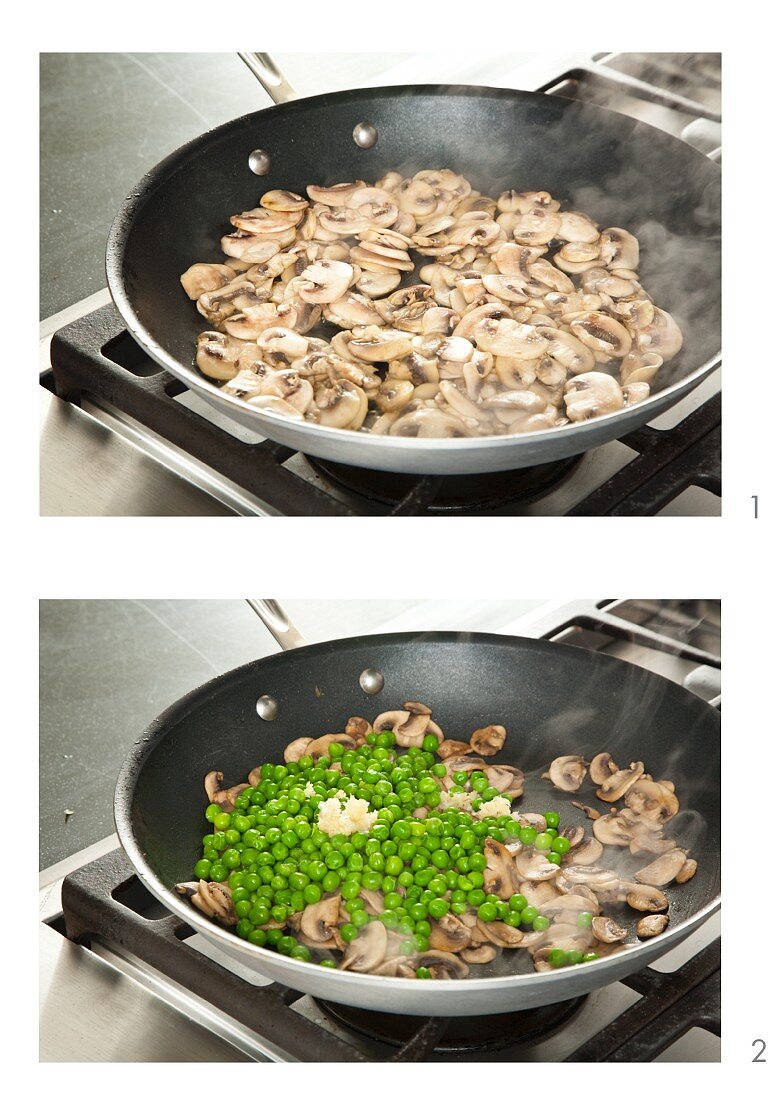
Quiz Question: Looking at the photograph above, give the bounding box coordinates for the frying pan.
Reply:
[106,54,721,476]
[114,601,720,1016]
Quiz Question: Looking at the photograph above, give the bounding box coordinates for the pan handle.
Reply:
[246,599,307,650]
[238,53,298,105]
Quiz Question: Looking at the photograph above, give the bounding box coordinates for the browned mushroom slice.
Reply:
[596,761,645,802]
[429,914,472,952]
[203,770,243,812]
[622,882,670,913]
[514,812,547,833]
[634,849,688,887]
[591,916,629,943]
[344,717,370,743]
[483,838,518,899]
[340,920,388,972]
[247,766,261,787]
[542,755,588,792]
[284,737,314,763]
[437,740,473,760]
[675,858,698,883]
[460,944,497,964]
[469,725,507,756]
[589,752,618,785]
[636,914,669,938]
[624,779,679,824]
[307,733,357,758]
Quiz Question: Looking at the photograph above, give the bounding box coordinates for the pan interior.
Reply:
[120,633,720,982]
[111,86,720,412]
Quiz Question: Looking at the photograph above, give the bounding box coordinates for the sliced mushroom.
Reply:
[560,865,621,891]
[460,944,497,964]
[181,263,235,300]
[589,752,618,785]
[636,914,669,938]
[483,838,518,899]
[300,894,342,944]
[345,717,370,742]
[468,725,507,757]
[570,312,632,359]
[542,755,588,793]
[572,800,602,821]
[295,260,353,304]
[314,381,368,429]
[634,849,688,887]
[675,858,698,884]
[483,765,525,800]
[429,914,472,952]
[624,779,679,824]
[596,761,645,802]
[306,733,356,758]
[284,737,314,763]
[623,883,669,913]
[564,372,625,422]
[591,916,629,943]
[437,739,473,760]
[515,850,560,883]
[566,836,604,866]
[339,920,388,972]
[592,812,634,847]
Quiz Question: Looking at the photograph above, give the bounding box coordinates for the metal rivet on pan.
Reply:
[248,149,272,175]
[359,668,385,695]
[256,694,279,721]
[352,123,378,150]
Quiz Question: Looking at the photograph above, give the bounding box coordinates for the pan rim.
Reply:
[114,630,720,997]
[105,83,721,463]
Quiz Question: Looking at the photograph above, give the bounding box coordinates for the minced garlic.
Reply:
[474,796,513,819]
[317,795,378,837]
[438,789,475,811]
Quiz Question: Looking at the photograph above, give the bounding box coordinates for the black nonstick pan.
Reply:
[114,604,720,1016]
[106,54,720,475]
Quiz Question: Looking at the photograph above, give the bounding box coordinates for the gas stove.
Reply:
[39,598,720,1061]
[39,53,721,516]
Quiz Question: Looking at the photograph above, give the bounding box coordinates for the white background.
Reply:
[20,1,784,1087]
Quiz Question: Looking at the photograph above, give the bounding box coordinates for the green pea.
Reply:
[248,929,267,947]
[544,812,560,829]
[549,948,567,968]
[576,912,594,928]
[534,832,553,851]
[532,915,550,932]
[415,966,432,979]
[521,905,539,924]
[551,836,571,855]
[520,827,537,846]
[477,901,498,923]
[194,858,212,879]
[428,898,449,919]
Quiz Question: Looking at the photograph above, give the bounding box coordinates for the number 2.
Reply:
[752,1038,767,1062]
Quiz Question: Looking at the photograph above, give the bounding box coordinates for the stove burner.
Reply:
[307,455,583,513]
[317,996,587,1053]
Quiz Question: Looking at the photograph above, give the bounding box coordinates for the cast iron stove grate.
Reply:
[42,303,720,517]
[57,846,719,1062]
